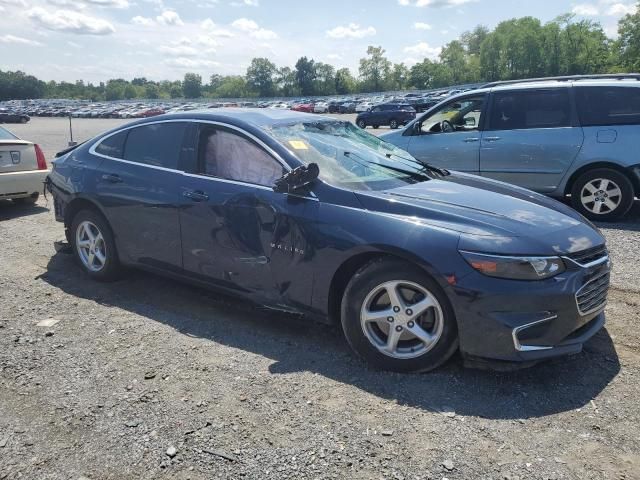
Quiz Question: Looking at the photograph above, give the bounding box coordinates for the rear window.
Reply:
[489,89,571,130]
[0,127,17,140]
[123,122,188,169]
[575,86,640,126]
[95,130,127,158]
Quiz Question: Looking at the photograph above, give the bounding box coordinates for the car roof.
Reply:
[467,78,640,97]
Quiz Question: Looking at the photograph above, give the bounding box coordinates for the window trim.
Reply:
[194,122,287,188]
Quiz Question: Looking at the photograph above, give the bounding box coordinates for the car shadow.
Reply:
[0,200,49,220]
[594,199,640,232]
[40,250,620,420]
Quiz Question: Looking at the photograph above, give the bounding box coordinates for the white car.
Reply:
[0,126,48,205]
[313,102,329,113]
[356,101,374,113]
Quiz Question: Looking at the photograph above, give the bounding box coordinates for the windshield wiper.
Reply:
[344,151,432,182]
[384,152,450,177]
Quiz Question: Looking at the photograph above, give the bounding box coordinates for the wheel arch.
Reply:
[564,161,639,196]
[326,248,451,326]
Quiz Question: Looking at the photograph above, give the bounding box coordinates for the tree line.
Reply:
[3,7,640,102]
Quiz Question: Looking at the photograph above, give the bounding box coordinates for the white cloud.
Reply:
[158,44,199,56]
[200,18,235,36]
[399,0,475,7]
[27,7,115,35]
[326,23,376,39]
[413,22,432,30]
[156,10,184,26]
[231,17,277,39]
[0,34,43,46]
[231,0,258,5]
[131,15,154,26]
[46,0,130,8]
[404,41,441,60]
[572,3,600,15]
[605,2,636,15]
[0,0,28,7]
[164,57,220,68]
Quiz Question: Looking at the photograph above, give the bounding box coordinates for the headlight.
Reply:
[459,251,565,280]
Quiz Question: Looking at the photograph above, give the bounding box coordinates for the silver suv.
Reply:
[380,74,640,221]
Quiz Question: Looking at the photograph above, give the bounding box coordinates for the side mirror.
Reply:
[413,122,422,134]
[367,108,371,112]
[273,163,320,194]
[465,117,476,127]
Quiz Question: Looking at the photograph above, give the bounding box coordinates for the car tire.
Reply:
[357,119,367,129]
[571,168,634,221]
[70,209,121,281]
[13,193,39,205]
[20,117,28,124]
[389,119,399,129]
[341,258,458,373]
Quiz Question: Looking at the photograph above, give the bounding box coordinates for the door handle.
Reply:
[101,173,122,183]
[183,190,209,202]
[464,137,480,143]
[484,136,501,142]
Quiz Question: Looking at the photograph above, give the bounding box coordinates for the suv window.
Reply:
[575,86,640,126]
[95,130,127,159]
[489,89,571,131]
[123,122,188,169]
[421,96,484,134]
[198,126,285,187]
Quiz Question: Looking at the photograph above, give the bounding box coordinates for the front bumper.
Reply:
[449,254,610,362]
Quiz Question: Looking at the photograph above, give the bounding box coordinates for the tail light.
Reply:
[34,144,47,170]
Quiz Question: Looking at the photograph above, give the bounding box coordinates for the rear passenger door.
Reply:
[92,121,190,270]
[480,88,583,193]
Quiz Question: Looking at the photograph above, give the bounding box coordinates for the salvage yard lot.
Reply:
[1,117,639,480]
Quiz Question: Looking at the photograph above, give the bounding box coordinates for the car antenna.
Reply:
[68,113,77,147]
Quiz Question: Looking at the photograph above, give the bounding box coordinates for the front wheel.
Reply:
[341,259,458,373]
[571,168,634,221]
[389,119,399,129]
[357,119,366,129]
[70,209,121,281]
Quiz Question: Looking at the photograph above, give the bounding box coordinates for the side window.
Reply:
[95,130,127,159]
[198,127,285,187]
[371,106,381,112]
[123,122,188,169]
[489,89,571,131]
[420,96,484,134]
[575,86,640,126]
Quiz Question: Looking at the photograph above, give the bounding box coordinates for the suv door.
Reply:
[178,123,318,307]
[92,121,190,270]
[480,88,583,193]
[404,95,486,173]
[368,106,383,125]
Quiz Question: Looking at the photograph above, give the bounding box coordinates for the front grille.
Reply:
[567,245,608,266]
[576,270,610,315]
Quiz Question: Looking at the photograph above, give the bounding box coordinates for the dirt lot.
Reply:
[1,117,639,480]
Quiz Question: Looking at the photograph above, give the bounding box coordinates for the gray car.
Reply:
[380,74,640,221]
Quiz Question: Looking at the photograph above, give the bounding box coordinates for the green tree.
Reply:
[183,73,202,98]
[359,46,391,92]
[389,63,409,90]
[439,40,469,83]
[215,76,248,98]
[334,68,356,94]
[314,62,336,95]
[461,25,489,56]
[246,57,277,97]
[276,67,297,96]
[295,57,316,96]
[145,83,160,99]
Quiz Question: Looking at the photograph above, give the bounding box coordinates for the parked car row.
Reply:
[0,87,474,121]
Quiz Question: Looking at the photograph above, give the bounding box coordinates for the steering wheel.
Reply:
[440,120,455,133]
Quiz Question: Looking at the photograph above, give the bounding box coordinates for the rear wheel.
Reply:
[357,119,366,129]
[571,168,634,221]
[20,117,28,124]
[70,209,121,281]
[13,193,38,205]
[341,259,458,373]
[389,119,399,129]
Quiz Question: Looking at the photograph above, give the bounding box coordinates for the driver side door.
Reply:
[405,94,486,173]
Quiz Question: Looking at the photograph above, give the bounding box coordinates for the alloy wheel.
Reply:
[580,178,622,215]
[75,220,107,272]
[360,280,444,359]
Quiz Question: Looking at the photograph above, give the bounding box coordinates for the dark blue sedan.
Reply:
[46,109,610,372]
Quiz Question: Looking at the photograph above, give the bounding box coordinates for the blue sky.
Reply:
[0,0,636,82]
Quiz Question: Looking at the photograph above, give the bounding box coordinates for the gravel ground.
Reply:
[0,118,639,480]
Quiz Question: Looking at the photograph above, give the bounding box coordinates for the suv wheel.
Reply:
[357,119,366,129]
[389,119,399,129]
[341,259,458,373]
[571,168,634,221]
[71,209,121,281]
